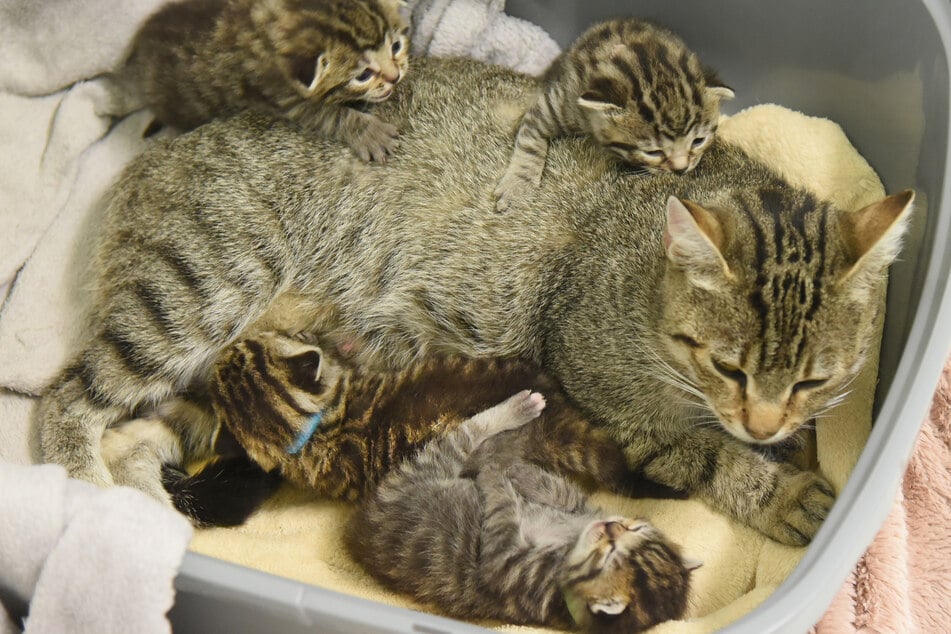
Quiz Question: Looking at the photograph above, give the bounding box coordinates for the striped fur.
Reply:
[496,18,733,211]
[40,57,913,546]
[348,391,696,631]
[203,333,629,501]
[121,0,409,161]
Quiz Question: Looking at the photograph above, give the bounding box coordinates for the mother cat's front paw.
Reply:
[753,466,836,546]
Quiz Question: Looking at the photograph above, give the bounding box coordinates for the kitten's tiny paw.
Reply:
[500,389,546,428]
[352,117,399,163]
[758,468,835,546]
[494,172,535,212]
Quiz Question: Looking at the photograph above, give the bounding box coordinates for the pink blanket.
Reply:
[814,351,951,633]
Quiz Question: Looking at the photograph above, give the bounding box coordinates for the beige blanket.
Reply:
[189,104,888,632]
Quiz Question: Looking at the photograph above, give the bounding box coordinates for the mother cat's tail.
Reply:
[37,370,123,488]
[36,322,231,489]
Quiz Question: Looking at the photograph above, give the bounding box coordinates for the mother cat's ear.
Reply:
[664,196,733,289]
[838,189,915,289]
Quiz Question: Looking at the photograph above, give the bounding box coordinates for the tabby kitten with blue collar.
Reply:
[349,389,699,632]
[122,0,409,161]
[496,17,733,210]
[201,332,634,501]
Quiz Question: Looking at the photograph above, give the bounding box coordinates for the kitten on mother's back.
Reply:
[117,0,409,162]
[496,17,733,211]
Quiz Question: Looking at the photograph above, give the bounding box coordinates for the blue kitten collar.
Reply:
[287,411,323,454]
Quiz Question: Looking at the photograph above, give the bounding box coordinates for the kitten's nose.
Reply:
[380,62,400,84]
[604,521,625,540]
[669,155,689,172]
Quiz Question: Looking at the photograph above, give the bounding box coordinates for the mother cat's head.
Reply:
[659,187,914,444]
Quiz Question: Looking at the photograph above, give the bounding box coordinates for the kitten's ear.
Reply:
[289,53,330,94]
[703,67,735,100]
[682,557,704,572]
[578,77,627,112]
[706,85,735,101]
[588,598,629,616]
[577,95,621,112]
[664,196,732,287]
[282,348,323,390]
[840,190,915,285]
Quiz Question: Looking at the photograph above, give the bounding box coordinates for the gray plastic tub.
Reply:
[169,1,951,632]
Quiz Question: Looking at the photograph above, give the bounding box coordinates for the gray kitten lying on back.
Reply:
[350,389,698,632]
[38,57,914,547]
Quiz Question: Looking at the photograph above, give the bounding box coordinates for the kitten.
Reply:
[348,390,698,631]
[495,18,733,211]
[39,57,914,548]
[121,0,409,162]
[99,398,283,526]
[199,332,634,500]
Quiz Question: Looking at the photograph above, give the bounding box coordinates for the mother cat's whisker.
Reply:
[687,420,723,432]
[685,414,721,424]
[634,341,707,402]
[814,390,854,418]
[653,373,707,402]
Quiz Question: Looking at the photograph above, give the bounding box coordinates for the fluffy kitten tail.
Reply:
[530,410,688,499]
[526,410,628,488]
[162,456,283,528]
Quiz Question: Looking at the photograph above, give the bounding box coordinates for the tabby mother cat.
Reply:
[37,56,914,547]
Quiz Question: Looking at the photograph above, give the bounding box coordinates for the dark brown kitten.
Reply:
[121,0,409,161]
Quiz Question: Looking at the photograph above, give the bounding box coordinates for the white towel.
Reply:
[0,0,161,96]
[0,460,193,634]
[408,0,561,76]
[0,5,189,630]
